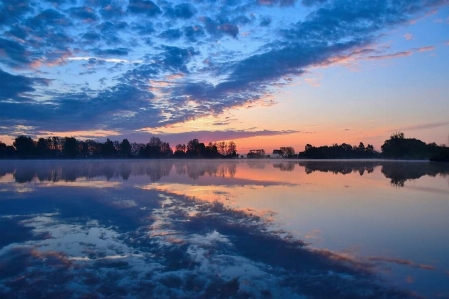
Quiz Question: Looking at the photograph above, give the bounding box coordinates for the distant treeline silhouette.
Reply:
[265,132,448,161]
[0,136,237,159]
[1,132,448,161]
[297,142,378,159]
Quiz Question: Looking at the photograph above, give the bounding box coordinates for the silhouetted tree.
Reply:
[13,135,35,158]
[381,132,429,159]
[299,142,380,159]
[247,149,265,158]
[216,141,227,156]
[0,141,6,158]
[36,138,50,157]
[227,141,237,157]
[174,144,186,157]
[204,142,219,158]
[79,141,89,158]
[50,137,61,153]
[62,137,78,158]
[120,139,132,158]
[280,147,295,158]
[187,139,204,157]
[141,137,162,158]
[357,142,365,152]
[102,138,117,158]
[160,142,173,156]
[131,142,144,157]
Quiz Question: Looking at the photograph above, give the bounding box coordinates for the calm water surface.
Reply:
[0,160,448,299]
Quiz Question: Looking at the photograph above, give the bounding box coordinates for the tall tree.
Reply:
[174,144,186,157]
[36,138,50,157]
[102,138,117,158]
[63,137,78,158]
[13,135,35,158]
[0,141,6,158]
[216,141,227,156]
[143,137,163,158]
[227,141,237,157]
[120,139,132,158]
[160,142,173,156]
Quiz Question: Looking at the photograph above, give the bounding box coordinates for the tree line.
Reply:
[297,133,448,161]
[249,132,448,161]
[1,132,448,161]
[0,136,238,159]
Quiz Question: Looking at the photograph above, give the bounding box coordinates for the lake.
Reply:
[0,160,448,298]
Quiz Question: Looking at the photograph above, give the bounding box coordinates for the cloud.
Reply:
[304,77,321,87]
[183,25,205,42]
[301,0,328,6]
[366,45,435,60]
[99,2,125,19]
[0,69,50,101]
[159,46,199,72]
[258,0,297,6]
[128,0,161,17]
[0,0,34,25]
[68,6,99,22]
[93,48,130,56]
[393,121,449,131]
[367,51,413,60]
[158,29,183,41]
[259,16,272,26]
[0,38,33,68]
[218,23,239,38]
[0,0,447,140]
[27,9,72,28]
[201,17,241,38]
[82,31,101,42]
[0,82,162,134]
[164,3,196,19]
[404,33,413,40]
[67,56,143,64]
[417,45,435,52]
[368,256,435,271]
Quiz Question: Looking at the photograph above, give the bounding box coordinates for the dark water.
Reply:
[0,160,448,299]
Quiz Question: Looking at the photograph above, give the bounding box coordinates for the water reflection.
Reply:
[0,160,238,183]
[380,162,449,187]
[1,160,449,298]
[298,161,378,175]
[2,160,448,188]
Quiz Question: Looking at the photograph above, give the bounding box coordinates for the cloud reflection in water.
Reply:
[0,160,448,298]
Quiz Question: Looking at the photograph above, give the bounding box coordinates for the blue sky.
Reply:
[0,0,448,152]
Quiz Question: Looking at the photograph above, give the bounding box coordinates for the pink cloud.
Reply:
[367,51,412,60]
[404,33,413,40]
[417,46,435,52]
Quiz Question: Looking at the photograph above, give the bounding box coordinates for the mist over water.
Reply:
[0,160,448,298]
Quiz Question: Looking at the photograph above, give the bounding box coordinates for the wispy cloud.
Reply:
[366,45,435,60]
[368,256,435,270]
[393,121,449,132]
[417,46,435,52]
[67,57,143,64]
[367,51,413,60]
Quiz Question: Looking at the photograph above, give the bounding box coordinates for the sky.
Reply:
[0,0,448,154]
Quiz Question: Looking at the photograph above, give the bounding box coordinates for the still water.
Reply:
[0,160,448,299]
